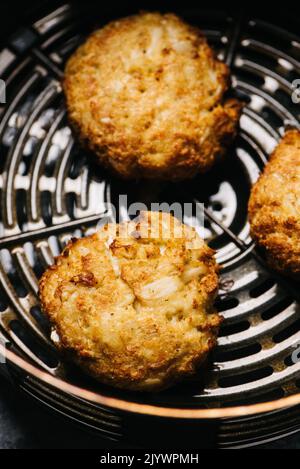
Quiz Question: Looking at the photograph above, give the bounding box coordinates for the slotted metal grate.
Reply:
[0,2,300,448]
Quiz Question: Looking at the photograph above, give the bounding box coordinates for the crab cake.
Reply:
[64,12,242,180]
[39,211,221,391]
[249,130,300,279]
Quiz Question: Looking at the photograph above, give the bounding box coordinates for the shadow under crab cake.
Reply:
[106,139,252,263]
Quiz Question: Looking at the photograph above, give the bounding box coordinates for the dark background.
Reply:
[2,0,300,45]
[0,0,300,449]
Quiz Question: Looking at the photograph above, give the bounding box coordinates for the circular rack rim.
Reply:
[2,343,300,419]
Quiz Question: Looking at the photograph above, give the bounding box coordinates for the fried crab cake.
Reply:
[249,130,300,279]
[64,12,242,180]
[39,211,221,391]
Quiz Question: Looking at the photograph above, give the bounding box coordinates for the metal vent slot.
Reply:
[218,366,273,388]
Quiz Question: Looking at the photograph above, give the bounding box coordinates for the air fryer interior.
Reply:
[0,1,300,448]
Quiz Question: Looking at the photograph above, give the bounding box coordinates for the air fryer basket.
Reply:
[0,2,300,449]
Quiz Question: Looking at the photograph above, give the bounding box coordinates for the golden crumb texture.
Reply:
[39,211,221,391]
[249,129,300,279]
[64,12,242,180]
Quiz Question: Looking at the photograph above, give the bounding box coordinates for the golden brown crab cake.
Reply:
[39,211,221,391]
[248,130,300,279]
[64,12,242,180]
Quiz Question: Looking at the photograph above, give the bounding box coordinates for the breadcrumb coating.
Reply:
[39,211,221,391]
[64,12,242,180]
[249,130,300,279]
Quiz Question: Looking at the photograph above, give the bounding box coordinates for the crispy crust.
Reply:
[248,130,300,279]
[64,12,242,180]
[39,211,221,391]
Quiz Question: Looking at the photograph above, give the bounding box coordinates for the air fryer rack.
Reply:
[0,3,300,448]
